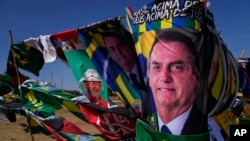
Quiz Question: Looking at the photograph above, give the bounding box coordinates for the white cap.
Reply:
[79,68,101,83]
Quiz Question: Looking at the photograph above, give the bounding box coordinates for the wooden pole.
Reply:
[8,30,21,86]
[9,30,35,141]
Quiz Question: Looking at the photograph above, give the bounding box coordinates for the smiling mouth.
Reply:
[89,89,99,93]
[157,88,175,91]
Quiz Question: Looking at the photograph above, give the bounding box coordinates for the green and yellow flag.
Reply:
[9,41,44,76]
[136,119,210,141]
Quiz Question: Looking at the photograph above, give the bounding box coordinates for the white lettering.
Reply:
[234,129,241,136]
[234,129,248,136]
[132,0,203,24]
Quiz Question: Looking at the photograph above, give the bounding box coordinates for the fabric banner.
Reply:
[51,30,108,101]
[24,35,57,63]
[51,29,81,65]
[27,110,104,141]
[20,80,63,113]
[20,79,86,121]
[77,17,150,116]
[77,101,138,140]
[9,41,44,76]
[136,119,210,141]
[5,61,29,88]
[126,0,209,133]
[125,0,233,138]
[125,1,241,140]
[0,74,14,95]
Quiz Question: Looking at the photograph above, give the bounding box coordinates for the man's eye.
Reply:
[170,64,186,72]
[152,65,160,71]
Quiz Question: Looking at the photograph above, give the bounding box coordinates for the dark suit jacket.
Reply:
[181,105,208,135]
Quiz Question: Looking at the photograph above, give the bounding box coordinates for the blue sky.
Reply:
[0,0,250,91]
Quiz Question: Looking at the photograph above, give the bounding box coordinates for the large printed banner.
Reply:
[5,0,248,140]
[125,0,238,138]
[51,30,109,100]
[77,17,151,117]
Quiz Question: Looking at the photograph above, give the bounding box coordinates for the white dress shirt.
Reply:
[158,105,192,135]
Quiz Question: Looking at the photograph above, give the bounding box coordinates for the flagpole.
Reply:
[8,30,35,141]
[8,30,21,86]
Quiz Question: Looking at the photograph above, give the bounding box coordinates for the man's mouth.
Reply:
[157,88,174,91]
[89,89,98,93]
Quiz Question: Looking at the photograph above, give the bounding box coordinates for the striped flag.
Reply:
[20,79,86,121]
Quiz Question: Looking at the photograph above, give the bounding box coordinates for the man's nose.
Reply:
[160,68,172,83]
[88,82,96,88]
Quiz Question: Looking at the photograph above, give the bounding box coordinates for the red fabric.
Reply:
[78,103,136,140]
[89,98,109,108]
[42,119,85,141]
[6,61,28,87]
[60,119,85,134]
[51,29,79,41]
[42,122,67,141]
[50,29,84,64]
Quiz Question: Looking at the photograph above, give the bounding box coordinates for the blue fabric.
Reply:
[161,125,172,134]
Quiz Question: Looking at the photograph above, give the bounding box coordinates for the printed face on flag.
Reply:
[102,29,137,72]
[77,18,145,115]
[83,81,101,100]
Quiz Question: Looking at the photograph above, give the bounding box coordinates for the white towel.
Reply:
[24,35,57,63]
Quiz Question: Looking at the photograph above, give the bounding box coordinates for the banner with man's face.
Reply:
[77,18,146,114]
[51,29,108,100]
[126,0,239,139]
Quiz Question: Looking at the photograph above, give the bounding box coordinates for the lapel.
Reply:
[181,106,208,135]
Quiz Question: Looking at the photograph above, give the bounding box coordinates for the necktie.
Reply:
[161,125,172,134]
[129,73,141,89]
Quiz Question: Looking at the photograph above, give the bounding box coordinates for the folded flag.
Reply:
[76,101,142,140]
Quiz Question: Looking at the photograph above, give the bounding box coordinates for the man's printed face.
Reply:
[149,41,198,110]
[104,35,135,70]
[83,81,101,99]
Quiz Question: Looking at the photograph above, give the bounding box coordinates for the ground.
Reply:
[0,109,101,141]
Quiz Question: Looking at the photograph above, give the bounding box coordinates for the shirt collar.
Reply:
[158,105,192,134]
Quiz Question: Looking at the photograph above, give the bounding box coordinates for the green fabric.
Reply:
[9,41,44,76]
[20,80,87,121]
[136,119,210,141]
[63,49,108,100]
[20,85,62,113]
[0,74,14,93]
[239,118,250,125]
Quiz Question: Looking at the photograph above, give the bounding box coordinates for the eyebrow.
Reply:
[151,60,186,66]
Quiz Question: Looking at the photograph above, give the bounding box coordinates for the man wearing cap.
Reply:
[79,68,111,108]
